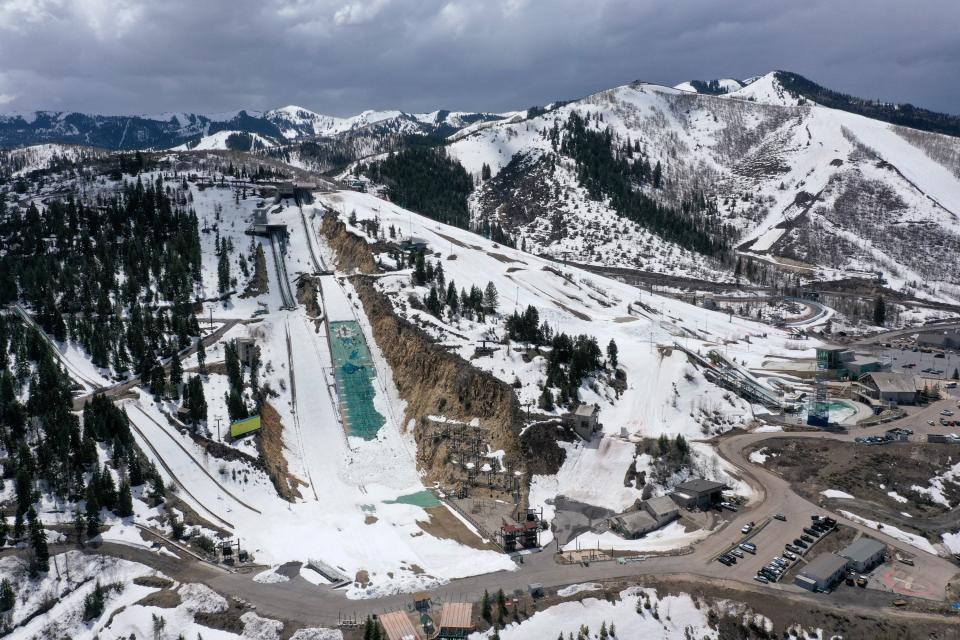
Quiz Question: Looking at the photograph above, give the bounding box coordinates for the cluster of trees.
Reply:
[775,71,960,138]
[365,147,473,228]
[411,251,500,322]
[0,176,204,382]
[555,112,734,257]
[224,340,258,422]
[0,316,163,575]
[504,305,612,409]
[474,219,515,247]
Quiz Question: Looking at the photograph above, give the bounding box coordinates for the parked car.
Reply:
[754,575,769,584]
[774,513,787,521]
[718,556,733,566]
[740,542,757,553]
[786,543,803,554]
[783,551,798,561]
[801,534,814,544]
[731,548,744,558]
[793,538,808,549]
[857,576,868,588]
[803,527,820,537]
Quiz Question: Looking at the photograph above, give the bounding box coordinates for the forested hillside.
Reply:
[363,147,474,228]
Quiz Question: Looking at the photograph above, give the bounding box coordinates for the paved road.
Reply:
[151,398,957,627]
[68,319,244,410]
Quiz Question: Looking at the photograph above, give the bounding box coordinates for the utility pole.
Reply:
[215,416,223,442]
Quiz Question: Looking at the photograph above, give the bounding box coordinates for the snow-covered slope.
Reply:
[674,78,745,95]
[445,72,960,297]
[173,129,277,151]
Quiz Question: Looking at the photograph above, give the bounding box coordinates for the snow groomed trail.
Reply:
[269,230,296,309]
[126,403,262,529]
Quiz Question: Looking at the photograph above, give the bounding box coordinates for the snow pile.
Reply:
[563,520,709,553]
[178,583,229,614]
[556,583,603,597]
[838,510,937,554]
[820,489,855,500]
[240,611,285,640]
[910,459,960,507]
[253,568,291,584]
[469,587,717,639]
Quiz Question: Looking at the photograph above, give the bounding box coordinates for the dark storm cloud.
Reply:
[0,0,957,116]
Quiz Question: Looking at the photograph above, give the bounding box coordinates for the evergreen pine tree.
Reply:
[27,506,48,571]
[0,578,14,613]
[873,296,887,326]
[607,339,618,368]
[116,481,134,517]
[483,281,499,314]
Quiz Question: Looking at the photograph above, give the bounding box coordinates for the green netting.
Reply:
[329,321,386,440]
[384,490,440,508]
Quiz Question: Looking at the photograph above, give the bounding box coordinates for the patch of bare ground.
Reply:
[752,438,960,538]
[415,505,500,552]
[296,275,324,330]
[364,514,378,525]
[193,599,251,635]
[133,575,174,589]
[257,401,305,501]
[242,244,269,298]
[135,589,182,609]
[164,493,230,536]
[355,570,370,588]
[320,214,377,273]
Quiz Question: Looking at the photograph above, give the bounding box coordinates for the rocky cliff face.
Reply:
[319,214,378,274]
[320,216,529,503]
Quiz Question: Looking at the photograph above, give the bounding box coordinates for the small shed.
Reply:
[563,403,600,440]
[438,602,473,639]
[413,592,430,612]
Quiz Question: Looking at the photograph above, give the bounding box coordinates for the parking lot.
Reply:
[712,514,843,584]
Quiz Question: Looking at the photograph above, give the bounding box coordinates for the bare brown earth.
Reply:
[296,275,324,330]
[752,438,960,541]
[257,401,305,501]
[416,506,501,552]
[320,215,377,273]
[242,244,269,298]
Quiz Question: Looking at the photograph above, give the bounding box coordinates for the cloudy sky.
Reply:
[0,0,957,116]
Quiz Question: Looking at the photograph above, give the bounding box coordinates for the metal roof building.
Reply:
[795,552,849,592]
[438,602,473,638]
[860,372,918,405]
[838,537,886,572]
[380,611,420,640]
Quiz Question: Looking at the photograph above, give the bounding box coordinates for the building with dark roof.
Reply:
[795,552,849,592]
[669,479,727,509]
[838,537,886,572]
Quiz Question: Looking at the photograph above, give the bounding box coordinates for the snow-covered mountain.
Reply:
[0,104,509,151]
[443,71,960,299]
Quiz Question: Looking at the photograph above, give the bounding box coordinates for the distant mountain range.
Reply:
[0,105,511,151]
